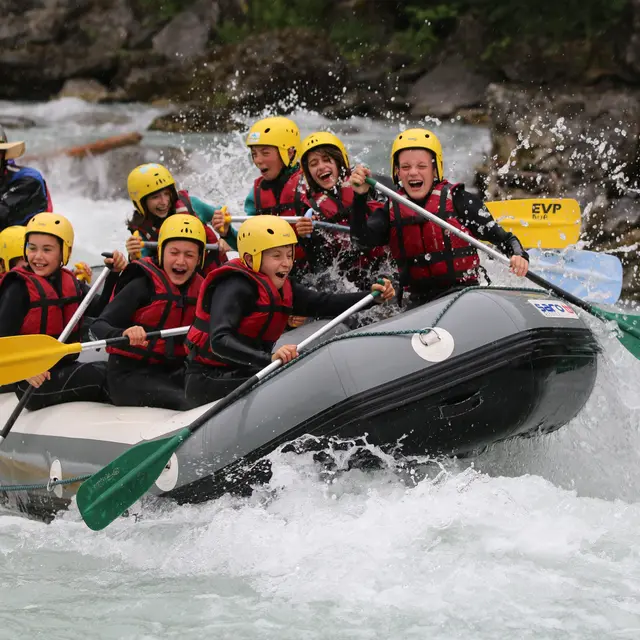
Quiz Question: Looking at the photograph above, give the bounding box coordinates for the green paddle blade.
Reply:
[77,427,191,531]
[594,308,640,359]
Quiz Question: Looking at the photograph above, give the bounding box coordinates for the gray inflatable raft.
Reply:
[0,287,599,522]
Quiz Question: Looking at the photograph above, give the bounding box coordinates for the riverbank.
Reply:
[2,0,639,296]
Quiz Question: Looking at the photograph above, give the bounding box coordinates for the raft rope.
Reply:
[0,285,552,495]
[0,474,91,493]
[257,285,548,385]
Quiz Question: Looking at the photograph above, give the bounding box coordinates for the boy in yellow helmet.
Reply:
[92,215,205,410]
[350,129,529,308]
[185,215,394,406]
[213,116,314,260]
[0,213,126,407]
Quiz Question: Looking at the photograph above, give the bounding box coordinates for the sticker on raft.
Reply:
[528,300,579,319]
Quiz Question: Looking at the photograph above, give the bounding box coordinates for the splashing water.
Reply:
[1,100,639,639]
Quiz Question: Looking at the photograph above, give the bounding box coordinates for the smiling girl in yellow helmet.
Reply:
[0,212,126,407]
[124,163,227,273]
[350,128,529,308]
[297,131,390,288]
[92,215,205,410]
[185,215,395,406]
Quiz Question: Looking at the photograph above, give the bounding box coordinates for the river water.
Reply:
[0,99,639,639]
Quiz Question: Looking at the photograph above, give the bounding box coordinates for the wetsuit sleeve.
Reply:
[0,278,29,336]
[349,193,390,248]
[0,176,48,229]
[451,187,529,261]
[291,281,372,318]
[244,189,256,216]
[208,275,272,368]
[90,277,154,340]
[189,196,218,224]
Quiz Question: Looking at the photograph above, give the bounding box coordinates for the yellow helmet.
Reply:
[390,128,444,181]
[237,215,298,272]
[0,225,26,270]
[127,163,176,215]
[246,116,301,167]
[300,132,350,169]
[25,213,74,265]
[157,214,207,267]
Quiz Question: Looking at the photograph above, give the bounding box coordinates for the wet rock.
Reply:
[478,82,640,298]
[148,106,244,134]
[409,54,490,118]
[623,0,640,75]
[0,0,134,99]
[181,28,350,114]
[58,78,109,103]
[152,0,218,62]
[322,87,388,119]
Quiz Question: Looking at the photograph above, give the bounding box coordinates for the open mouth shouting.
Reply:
[169,264,190,282]
[316,169,336,188]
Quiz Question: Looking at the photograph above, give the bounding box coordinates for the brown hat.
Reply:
[0,126,25,160]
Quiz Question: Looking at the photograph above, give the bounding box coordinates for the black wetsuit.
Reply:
[185,275,371,406]
[90,274,195,411]
[0,164,49,230]
[0,269,119,409]
[350,187,529,308]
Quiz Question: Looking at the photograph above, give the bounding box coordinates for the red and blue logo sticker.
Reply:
[528,299,578,318]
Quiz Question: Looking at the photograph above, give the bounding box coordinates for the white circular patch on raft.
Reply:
[49,459,63,498]
[155,453,179,492]
[411,328,455,362]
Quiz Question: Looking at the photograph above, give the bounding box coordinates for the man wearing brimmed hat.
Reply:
[0,126,52,231]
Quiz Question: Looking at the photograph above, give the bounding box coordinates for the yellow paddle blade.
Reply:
[486,199,581,249]
[0,334,82,385]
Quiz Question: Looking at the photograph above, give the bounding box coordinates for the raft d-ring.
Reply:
[411,327,455,363]
[418,328,442,347]
[155,453,179,492]
[48,459,63,498]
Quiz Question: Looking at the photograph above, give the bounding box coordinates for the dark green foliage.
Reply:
[215,0,630,64]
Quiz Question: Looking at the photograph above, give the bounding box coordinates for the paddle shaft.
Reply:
[143,241,219,250]
[81,326,189,352]
[0,267,112,444]
[365,178,597,315]
[227,216,349,233]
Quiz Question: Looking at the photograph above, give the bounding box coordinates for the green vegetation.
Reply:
[216,0,629,65]
[217,0,326,43]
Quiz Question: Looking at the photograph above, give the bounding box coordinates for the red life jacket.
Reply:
[388,180,480,292]
[106,257,202,364]
[5,267,83,338]
[187,258,293,367]
[253,169,308,263]
[127,189,224,272]
[202,227,227,276]
[305,184,388,273]
[253,168,307,217]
